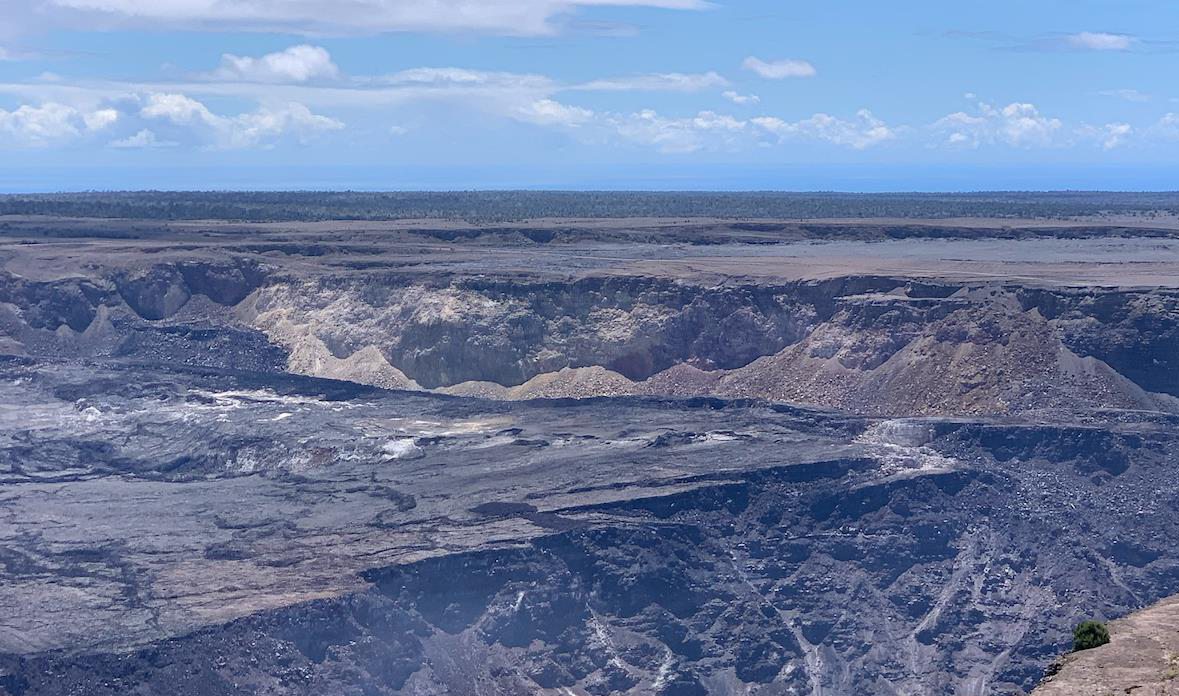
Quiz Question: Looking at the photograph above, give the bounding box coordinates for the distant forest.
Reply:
[2,191,1179,222]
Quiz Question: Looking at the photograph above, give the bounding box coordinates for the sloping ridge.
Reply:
[1031,594,1179,695]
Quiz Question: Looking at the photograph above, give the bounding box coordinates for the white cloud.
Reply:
[753,109,896,149]
[507,98,897,155]
[377,67,552,90]
[0,47,40,62]
[933,111,985,148]
[722,90,759,105]
[13,67,1173,157]
[742,56,816,79]
[997,103,1063,146]
[1148,113,1179,141]
[0,103,82,143]
[35,0,709,37]
[1099,88,1152,103]
[82,107,119,130]
[1066,31,1135,51]
[140,93,343,148]
[1073,122,1133,150]
[575,72,728,92]
[347,73,757,152]
[0,73,902,155]
[513,98,594,127]
[933,98,1063,148]
[110,128,178,148]
[141,93,215,124]
[1159,113,1179,130]
[227,103,343,146]
[210,45,340,83]
[1097,122,1132,149]
[0,102,118,145]
[692,110,744,130]
[605,109,746,153]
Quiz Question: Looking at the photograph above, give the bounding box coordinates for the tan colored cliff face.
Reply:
[5,222,1179,421]
[1031,595,1179,696]
[248,278,1178,419]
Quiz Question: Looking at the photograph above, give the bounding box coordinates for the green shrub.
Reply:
[1072,620,1110,651]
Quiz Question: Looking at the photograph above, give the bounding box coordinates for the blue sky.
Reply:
[1,0,1178,190]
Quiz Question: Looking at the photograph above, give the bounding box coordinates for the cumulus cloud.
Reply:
[1066,32,1135,51]
[692,111,744,131]
[83,108,119,130]
[575,72,728,92]
[513,98,594,127]
[0,102,118,145]
[140,93,343,148]
[606,108,747,153]
[742,56,815,79]
[722,90,759,105]
[933,98,1063,148]
[33,0,708,37]
[1095,122,1132,149]
[1071,122,1135,150]
[110,128,178,148]
[140,93,215,124]
[0,103,84,143]
[13,62,1175,157]
[501,101,778,154]
[210,45,340,83]
[1148,113,1179,142]
[994,103,1063,146]
[752,110,896,149]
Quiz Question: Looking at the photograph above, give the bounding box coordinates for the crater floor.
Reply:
[1,215,1178,695]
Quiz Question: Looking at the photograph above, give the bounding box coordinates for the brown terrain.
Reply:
[1032,596,1179,695]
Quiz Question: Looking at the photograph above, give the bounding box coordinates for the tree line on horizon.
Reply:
[1,191,1177,222]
